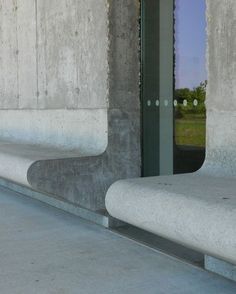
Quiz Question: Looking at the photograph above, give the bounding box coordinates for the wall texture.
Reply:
[28,0,141,211]
[0,0,141,212]
[202,0,236,176]
[0,0,109,154]
[0,0,108,109]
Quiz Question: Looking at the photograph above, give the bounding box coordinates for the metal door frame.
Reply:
[141,0,174,176]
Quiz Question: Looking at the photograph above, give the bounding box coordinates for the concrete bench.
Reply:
[106,0,236,272]
[106,110,236,269]
[106,172,236,264]
[0,0,140,216]
[0,109,107,187]
[106,102,236,269]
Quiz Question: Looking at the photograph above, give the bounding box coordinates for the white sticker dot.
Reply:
[164,100,169,107]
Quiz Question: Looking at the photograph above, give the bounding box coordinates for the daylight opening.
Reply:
[174,0,207,174]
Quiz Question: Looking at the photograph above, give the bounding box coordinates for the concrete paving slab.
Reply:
[0,186,235,294]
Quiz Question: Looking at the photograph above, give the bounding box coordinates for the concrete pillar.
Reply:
[202,0,236,176]
[203,0,236,280]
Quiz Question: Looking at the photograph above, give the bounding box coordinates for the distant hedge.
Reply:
[175,81,207,118]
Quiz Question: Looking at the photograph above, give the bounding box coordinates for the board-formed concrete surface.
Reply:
[0,0,141,212]
[0,0,110,190]
[0,0,108,150]
[0,0,108,110]
[0,186,236,294]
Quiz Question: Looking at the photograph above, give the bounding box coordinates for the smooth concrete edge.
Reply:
[0,152,33,187]
[0,140,102,188]
[0,177,111,228]
[205,255,236,282]
[0,109,108,154]
[105,175,236,265]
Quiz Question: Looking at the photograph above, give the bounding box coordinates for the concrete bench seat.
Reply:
[0,109,107,187]
[106,172,236,264]
[106,0,236,272]
[0,0,141,214]
[0,109,140,213]
[0,140,88,187]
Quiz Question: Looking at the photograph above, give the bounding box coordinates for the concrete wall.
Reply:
[0,0,141,211]
[203,0,236,176]
[0,0,109,154]
[27,0,141,211]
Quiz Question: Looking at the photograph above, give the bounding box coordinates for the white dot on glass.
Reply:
[174,100,178,107]
[164,100,169,107]
[193,99,198,106]
[155,100,160,107]
[147,100,151,107]
[183,99,188,107]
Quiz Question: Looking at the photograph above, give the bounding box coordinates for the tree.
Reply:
[174,81,207,118]
[175,88,192,104]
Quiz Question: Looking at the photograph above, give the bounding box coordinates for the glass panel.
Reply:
[141,0,174,177]
[174,0,207,174]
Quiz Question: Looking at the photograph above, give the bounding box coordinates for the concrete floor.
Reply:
[0,187,236,294]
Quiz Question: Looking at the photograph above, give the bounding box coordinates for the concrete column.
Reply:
[202,0,236,280]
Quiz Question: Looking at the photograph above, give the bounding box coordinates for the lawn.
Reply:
[175,115,206,147]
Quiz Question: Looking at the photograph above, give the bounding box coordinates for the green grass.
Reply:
[175,116,206,147]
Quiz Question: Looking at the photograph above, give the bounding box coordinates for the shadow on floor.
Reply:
[114,224,204,267]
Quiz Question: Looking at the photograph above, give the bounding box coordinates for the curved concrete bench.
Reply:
[0,109,107,186]
[106,172,236,264]
[106,0,236,266]
[0,1,140,214]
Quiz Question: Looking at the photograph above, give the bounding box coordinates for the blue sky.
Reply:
[175,0,207,89]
